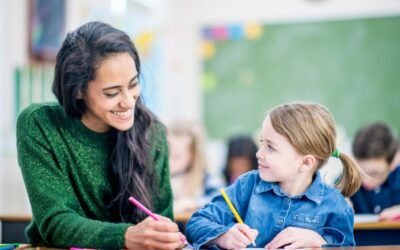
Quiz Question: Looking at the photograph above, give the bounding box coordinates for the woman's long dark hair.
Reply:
[52,21,155,223]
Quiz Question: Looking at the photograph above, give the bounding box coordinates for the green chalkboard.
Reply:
[203,16,400,139]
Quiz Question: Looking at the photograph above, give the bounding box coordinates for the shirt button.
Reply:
[374,205,381,213]
[277,219,283,224]
[374,187,381,194]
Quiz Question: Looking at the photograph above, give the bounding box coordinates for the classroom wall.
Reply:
[165,0,400,125]
[1,0,28,143]
[163,0,400,177]
[0,0,31,214]
[1,0,400,215]
[0,0,4,215]
[0,0,174,215]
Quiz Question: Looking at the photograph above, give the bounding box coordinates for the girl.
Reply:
[168,121,223,215]
[186,102,362,249]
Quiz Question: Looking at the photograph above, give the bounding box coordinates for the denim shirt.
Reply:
[186,170,355,249]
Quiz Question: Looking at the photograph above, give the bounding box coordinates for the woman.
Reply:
[16,21,185,249]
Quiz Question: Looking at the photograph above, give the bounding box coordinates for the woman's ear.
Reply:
[299,155,317,172]
[76,90,83,99]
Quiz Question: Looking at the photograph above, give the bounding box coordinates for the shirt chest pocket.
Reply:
[289,213,323,229]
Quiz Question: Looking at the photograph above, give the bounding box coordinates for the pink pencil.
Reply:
[128,196,158,220]
[128,196,187,244]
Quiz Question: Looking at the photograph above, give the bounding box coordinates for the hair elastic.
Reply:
[331,149,341,158]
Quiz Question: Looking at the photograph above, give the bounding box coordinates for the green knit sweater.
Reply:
[16,103,173,249]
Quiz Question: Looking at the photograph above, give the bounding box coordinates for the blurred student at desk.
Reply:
[350,122,400,221]
[167,121,224,216]
[222,135,258,185]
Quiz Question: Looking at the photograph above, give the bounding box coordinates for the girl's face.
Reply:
[256,116,304,186]
[80,53,141,132]
[168,134,193,175]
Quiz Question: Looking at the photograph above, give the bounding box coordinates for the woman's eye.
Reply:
[129,82,139,89]
[104,92,118,97]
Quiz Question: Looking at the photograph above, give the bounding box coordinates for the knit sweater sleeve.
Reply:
[17,108,131,248]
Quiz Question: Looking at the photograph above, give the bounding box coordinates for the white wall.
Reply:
[0,0,30,215]
[0,0,4,215]
[2,0,28,142]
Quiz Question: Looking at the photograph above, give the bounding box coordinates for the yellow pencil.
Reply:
[220,188,256,246]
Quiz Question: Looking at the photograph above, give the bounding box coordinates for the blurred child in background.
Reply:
[186,102,361,249]
[223,135,258,185]
[350,122,400,220]
[168,121,224,215]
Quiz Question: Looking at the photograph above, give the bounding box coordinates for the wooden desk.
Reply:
[0,215,31,243]
[175,211,194,232]
[174,213,400,246]
[0,215,31,222]
[354,221,400,246]
[3,214,400,247]
[355,221,400,230]
[12,245,400,250]
[175,212,193,223]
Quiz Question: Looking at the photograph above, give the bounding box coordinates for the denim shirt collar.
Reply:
[254,171,325,205]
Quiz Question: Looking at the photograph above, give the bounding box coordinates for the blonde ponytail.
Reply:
[335,152,362,197]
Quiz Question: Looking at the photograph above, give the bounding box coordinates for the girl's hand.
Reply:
[379,205,400,221]
[124,214,186,250]
[265,226,326,249]
[210,223,258,249]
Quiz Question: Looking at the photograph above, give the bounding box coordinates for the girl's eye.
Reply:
[267,145,274,151]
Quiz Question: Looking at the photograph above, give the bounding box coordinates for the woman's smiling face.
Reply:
[80,52,141,132]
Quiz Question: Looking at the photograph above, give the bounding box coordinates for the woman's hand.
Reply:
[265,226,326,249]
[124,214,186,250]
[379,205,400,221]
[209,223,258,249]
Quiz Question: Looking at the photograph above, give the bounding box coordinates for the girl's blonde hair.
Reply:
[269,102,361,197]
[168,121,207,197]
